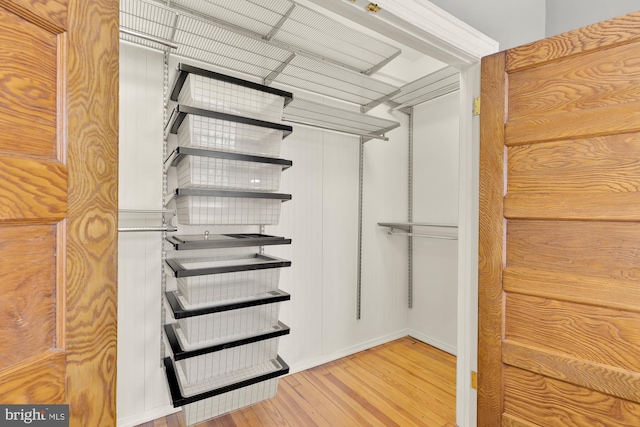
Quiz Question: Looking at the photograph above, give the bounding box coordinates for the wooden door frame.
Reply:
[301,1,499,426]
[478,12,640,427]
[65,0,119,424]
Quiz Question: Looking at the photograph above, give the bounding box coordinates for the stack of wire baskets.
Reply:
[163,63,294,425]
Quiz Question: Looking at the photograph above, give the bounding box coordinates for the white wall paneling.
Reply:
[409,92,460,355]
[118,42,180,427]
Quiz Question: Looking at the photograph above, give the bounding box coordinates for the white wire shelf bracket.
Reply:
[119,0,402,106]
[282,98,400,142]
[118,209,178,232]
[388,66,460,112]
[378,222,458,240]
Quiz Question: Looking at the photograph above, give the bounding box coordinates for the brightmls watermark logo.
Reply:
[1,405,68,426]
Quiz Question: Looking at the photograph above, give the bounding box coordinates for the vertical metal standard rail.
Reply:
[357,137,364,320]
[160,50,170,363]
[408,107,414,309]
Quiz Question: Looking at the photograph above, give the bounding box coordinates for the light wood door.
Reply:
[479,11,640,427]
[0,0,118,425]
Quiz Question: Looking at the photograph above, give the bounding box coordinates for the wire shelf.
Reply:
[388,66,460,111]
[119,0,401,106]
[283,98,400,141]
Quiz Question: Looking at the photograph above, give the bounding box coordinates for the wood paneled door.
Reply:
[0,0,118,425]
[478,11,640,427]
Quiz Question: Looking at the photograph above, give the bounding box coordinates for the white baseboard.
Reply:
[117,404,181,427]
[287,329,410,374]
[408,330,457,356]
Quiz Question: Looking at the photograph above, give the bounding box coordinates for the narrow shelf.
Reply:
[166,105,293,138]
[118,209,177,232]
[164,321,290,361]
[165,289,291,319]
[163,355,289,407]
[170,63,293,106]
[282,98,400,142]
[165,147,292,170]
[165,253,292,278]
[166,233,291,251]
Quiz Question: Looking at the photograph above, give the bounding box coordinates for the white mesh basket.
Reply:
[175,194,284,226]
[179,73,285,123]
[177,155,284,192]
[181,375,280,426]
[176,337,280,384]
[177,114,283,157]
[177,302,283,344]
[177,269,281,306]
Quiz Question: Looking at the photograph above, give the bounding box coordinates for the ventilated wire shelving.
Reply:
[120,0,402,107]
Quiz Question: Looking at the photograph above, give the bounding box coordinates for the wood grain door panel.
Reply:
[0,6,58,158]
[0,0,118,424]
[479,11,640,427]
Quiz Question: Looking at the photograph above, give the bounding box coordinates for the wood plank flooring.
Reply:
[138,337,456,427]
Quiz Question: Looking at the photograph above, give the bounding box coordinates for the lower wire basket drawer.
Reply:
[165,321,290,384]
[164,355,289,426]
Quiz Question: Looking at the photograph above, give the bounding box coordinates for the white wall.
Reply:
[118,42,410,426]
[426,0,546,50]
[118,43,178,426]
[408,92,459,355]
[546,0,640,37]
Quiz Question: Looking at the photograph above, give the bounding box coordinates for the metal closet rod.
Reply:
[377,222,458,240]
[387,230,457,240]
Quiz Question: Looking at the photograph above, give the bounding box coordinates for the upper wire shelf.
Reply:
[388,66,460,112]
[283,98,400,142]
[119,0,401,107]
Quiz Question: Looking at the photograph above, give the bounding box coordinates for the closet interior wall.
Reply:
[117,41,413,427]
[408,92,460,355]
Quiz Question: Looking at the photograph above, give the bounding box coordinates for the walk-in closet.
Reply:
[116,1,497,426]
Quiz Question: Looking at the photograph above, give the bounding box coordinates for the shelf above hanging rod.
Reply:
[283,98,400,142]
[387,66,460,112]
[120,0,401,107]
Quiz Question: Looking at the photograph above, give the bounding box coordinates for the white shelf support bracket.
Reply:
[168,12,180,43]
[361,89,402,113]
[364,49,402,76]
[264,53,296,86]
[119,27,179,50]
[264,3,296,41]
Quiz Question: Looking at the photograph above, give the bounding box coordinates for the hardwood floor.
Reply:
[138,337,456,427]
